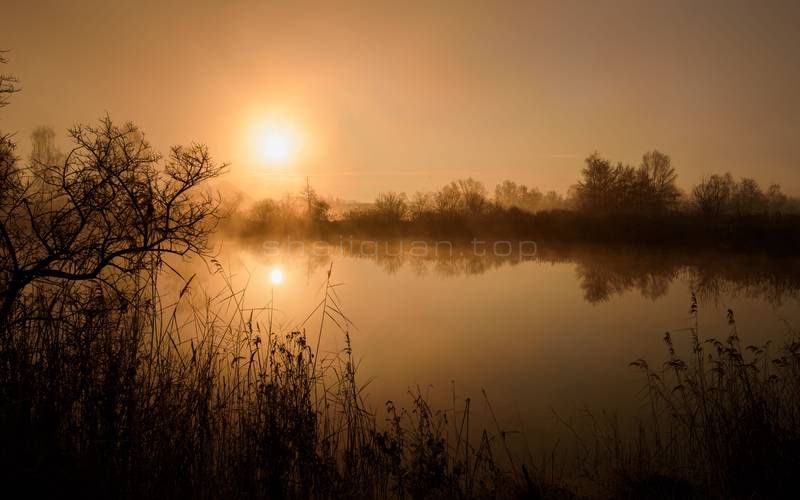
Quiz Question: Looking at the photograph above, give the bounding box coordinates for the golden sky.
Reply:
[2,0,799,200]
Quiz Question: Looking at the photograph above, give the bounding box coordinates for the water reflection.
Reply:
[202,238,800,445]
[270,267,284,285]
[250,240,800,306]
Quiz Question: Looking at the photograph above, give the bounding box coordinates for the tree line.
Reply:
[232,149,799,240]
[575,150,796,216]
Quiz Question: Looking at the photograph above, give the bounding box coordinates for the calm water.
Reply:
[183,241,800,438]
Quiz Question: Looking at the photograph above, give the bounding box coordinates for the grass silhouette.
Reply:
[1,252,798,498]
[0,262,568,498]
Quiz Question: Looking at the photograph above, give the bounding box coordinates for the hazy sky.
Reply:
[2,0,799,200]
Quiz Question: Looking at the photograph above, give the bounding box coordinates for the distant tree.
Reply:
[613,163,639,211]
[29,126,61,166]
[434,178,489,216]
[494,180,522,207]
[300,179,330,226]
[457,177,488,215]
[521,185,544,211]
[639,150,680,212]
[245,196,306,235]
[692,173,735,215]
[0,117,226,327]
[730,177,767,216]
[575,153,618,213]
[674,188,693,212]
[434,182,461,216]
[766,184,788,215]
[565,185,580,209]
[374,191,408,222]
[574,150,681,214]
[494,180,518,208]
[26,126,64,191]
[494,180,543,212]
[408,191,433,220]
[529,187,546,210]
[541,190,566,211]
[251,198,280,223]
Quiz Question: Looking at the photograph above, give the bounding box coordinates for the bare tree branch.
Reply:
[0,117,227,327]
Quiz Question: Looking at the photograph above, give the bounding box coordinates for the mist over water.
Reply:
[187,239,800,439]
[5,1,800,495]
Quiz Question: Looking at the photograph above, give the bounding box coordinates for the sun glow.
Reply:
[270,268,284,285]
[252,123,299,166]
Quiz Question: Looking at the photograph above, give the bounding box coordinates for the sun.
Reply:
[270,268,284,285]
[260,130,293,163]
[253,124,299,166]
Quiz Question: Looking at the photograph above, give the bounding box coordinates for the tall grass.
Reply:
[0,261,560,499]
[569,294,800,498]
[1,256,799,498]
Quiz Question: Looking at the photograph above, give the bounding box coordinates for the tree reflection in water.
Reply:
[257,240,800,306]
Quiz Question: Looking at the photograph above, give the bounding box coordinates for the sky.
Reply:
[2,0,799,200]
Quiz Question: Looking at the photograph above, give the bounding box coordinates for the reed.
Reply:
[568,294,800,498]
[0,262,556,499]
[1,257,798,498]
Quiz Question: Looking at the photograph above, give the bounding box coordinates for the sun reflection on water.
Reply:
[270,267,284,285]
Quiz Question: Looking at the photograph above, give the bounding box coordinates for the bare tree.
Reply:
[250,198,281,225]
[766,184,788,215]
[730,177,767,216]
[30,126,62,166]
[374,191,408,222]
[434,182,461,216]
[640,150,680,212]
[0,117,227,326]
[457,177,488,215]
[575,153,618,213]
[691,173,735,216]
[541,190,567,211]
[0,51,19,108]
[299,179,330,227]
[575,151,681,214]
[494,180,543,212]
[408,191,433,220]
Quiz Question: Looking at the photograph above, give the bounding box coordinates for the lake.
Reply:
[181,239,800,445]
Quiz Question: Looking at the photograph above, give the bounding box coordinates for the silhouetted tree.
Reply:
[251,198,281,223]
[244,196,306,236]
[613,163,640,210]
[434,182,461,216]
[691,173,735,216]
[408,191,434,220]
[639,150,680,212]
[575,153,618,213]
[457,177,488,215]
[690,173,778,216]
[431,178,489,216]
[730,177,767,216]
[0,51,19,108]
[575,151,681,214]
[374,191,408,222]
[29,126,62,167]
[300,179,330,227]
[542,190,568,211]
[494,180,543,212]
[766,184,788,215]
[0,117,226,327]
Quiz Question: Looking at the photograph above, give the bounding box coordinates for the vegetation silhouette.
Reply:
[0,57,560,499]
[228,151,800,252]
[3,53,800,499]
